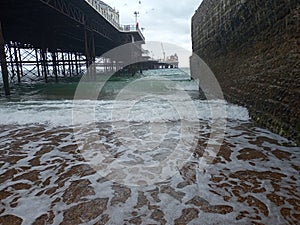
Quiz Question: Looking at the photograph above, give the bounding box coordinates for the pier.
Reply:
[0,0,145,95]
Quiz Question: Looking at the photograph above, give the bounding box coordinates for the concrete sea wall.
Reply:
[192,0,300,144]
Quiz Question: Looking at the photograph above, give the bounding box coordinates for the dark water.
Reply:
[0,69,299,224]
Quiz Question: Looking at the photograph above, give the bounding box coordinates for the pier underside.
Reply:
[0,0,144,95]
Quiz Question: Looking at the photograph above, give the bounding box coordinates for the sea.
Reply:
[0,68,299,224]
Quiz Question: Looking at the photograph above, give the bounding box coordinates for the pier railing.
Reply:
[85,0,144,40]
[85,0,120,28]
[121,25,140,32]
[120,25,145,41]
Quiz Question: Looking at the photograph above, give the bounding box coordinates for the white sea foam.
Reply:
[0,99,250,127]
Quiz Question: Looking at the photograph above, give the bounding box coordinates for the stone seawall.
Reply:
[192,0,300,144]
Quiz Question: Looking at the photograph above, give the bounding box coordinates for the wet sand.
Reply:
[0,121,299,224]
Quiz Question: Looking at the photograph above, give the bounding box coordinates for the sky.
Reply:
[103,0,202,66]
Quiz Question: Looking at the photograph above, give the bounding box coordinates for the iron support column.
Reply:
[0,22,10,95]
[84,27,91,69]
[41,48,48,83]
[75,52,79,75]
[13,44,21,83]
[61,51,66,76]
[8,44,16,80]
[52,52,58,82]
[35,49,41,77]
[18,47,23,78]
[68,52,72,76]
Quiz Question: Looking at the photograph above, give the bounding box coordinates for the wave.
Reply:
[0,99,250,127]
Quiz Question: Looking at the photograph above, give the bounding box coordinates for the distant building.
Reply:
[167,54,178,63]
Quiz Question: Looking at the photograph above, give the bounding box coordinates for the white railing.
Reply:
[84,0,145,40]
[85,0,121,29]
[121,25,138,32]
[120,25,145,41]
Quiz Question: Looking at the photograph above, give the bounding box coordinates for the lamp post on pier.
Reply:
[134,11,139,24]
[134,11,139,29]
